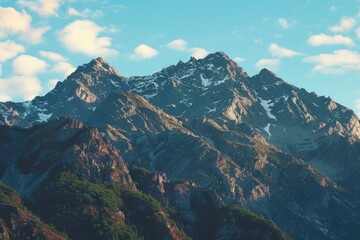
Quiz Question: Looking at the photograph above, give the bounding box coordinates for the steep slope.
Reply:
[0,182,66,240]
[130,168,292,240]
[34,171,187,240]
[89,91,189,134]
[0,117,135,197]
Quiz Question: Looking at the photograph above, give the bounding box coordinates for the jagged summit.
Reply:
[70,56,122,79]
[258,68,277,77]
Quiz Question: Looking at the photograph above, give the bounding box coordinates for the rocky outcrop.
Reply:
[0,117,135,197]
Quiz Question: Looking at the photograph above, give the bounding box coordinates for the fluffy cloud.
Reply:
[166,39,188,51]
[0,7,49,44]
[0,7,31,35]
[39,50,66,62]
[330,17,356,32]
[0,76,42,101]
[269,43,301,58]
[52,61,75,77]
[130,44,159,60]
[39,51,74,77]
[303,49,360,74]
[256,59,280,72]
[17,0,61,16]
[0,40,25,62]
[307,33,354,46]
[166,39,208,59]
[191,48,208,59]
[26,26,51,44]
[278,18,290,29]
[12,55,48,76]
[59,20,118,57]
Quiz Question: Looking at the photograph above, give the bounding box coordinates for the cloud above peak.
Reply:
[166,39,188,51]
[130,44,159,60]
[256,59,280,72]
[166,39,208,59]
[59,20,118,57]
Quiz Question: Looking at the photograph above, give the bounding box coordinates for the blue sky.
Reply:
[1,0,360,114]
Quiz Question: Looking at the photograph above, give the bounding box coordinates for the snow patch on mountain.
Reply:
[200,73,210,87]
[259,98,277,120]
[38,113,52,122]
[264,123,272,138]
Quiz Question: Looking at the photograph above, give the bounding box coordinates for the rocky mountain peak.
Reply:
[258,68,277,78]
[70,57,122,80]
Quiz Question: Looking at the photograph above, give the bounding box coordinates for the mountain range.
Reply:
[1,52,360,239]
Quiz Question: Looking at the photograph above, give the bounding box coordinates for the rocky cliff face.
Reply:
[0,117,135,197]
[1,52,360,239]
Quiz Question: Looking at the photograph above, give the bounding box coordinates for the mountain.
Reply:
[0,182,66,240]
[1,52,360,239]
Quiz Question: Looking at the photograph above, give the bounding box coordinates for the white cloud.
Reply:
[190,47,208,59]
[330,17,356,32]
[278,18,290,29]
[52,61,75,77]
[67,7,103,18]
[39,51,74,77]
[12,55,48,76]
[0,7,49,44]
[0,76,42,101]
[26,26,51,44]
[166,39,188,51]
[256,59,280,72]
[130,44,159,60]
[47,79,60,91]
[67,7,82,16]
[303,49,360,74]
[233,57,245,63]
[59,20,118,57]
[0,7,31,35]
[307,33,354,46]
[39,50,66,62]
[17,0,61,16]
[269,43,301,58]
[166,39,208,59]
[0,40,25,62]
